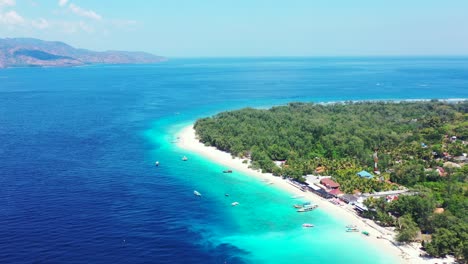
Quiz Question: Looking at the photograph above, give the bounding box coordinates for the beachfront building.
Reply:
[329,188,343,197]
[304,176,334,198]
[354,202,368,214]
[319,178,343,197]
[320,178,340,189]
[307,183,333,199]
[303,176,329,198]
[340,194,358,204]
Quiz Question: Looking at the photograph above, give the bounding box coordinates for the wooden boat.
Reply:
[346,227,359,232]
[362,231,370,236]
[223,170,233,173]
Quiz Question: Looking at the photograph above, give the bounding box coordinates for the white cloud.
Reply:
[57,20,95,34]
[31,18,48,29]
[78,21,94,33]
[68,3,101,20]
[58,0,67,7]
[58,21,78,33]
[0,0,137,36]
[0,0,15,8]
[0,10,24,25]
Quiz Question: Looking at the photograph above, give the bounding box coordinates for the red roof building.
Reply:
[329,188,343,196]
[320,178,340,189]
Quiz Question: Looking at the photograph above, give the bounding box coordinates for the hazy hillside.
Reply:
[0,38,165,68]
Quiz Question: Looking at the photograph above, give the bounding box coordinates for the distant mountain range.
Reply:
[0,38,165,68]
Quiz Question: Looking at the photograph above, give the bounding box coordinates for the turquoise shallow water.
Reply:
[147,117,399,264]
[1,57,467,263]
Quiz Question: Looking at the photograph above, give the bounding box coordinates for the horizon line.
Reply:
[165,55,468,59]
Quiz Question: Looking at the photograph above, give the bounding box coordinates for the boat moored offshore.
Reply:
[297,204,318,212]
[346,227,359,232]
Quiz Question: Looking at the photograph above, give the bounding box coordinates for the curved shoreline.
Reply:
[176,125,455,264]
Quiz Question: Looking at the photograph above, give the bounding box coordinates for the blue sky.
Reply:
[1,0,467,57]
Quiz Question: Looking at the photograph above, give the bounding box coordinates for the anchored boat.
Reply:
[297,204,318,212]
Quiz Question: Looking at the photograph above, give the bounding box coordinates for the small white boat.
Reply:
[155,161,159,166]
[297,204,318,212]
[194,190,201,197]
[302,223,314,228]
[231,202,239,206]
[291,195,304,199]
[182,156,188,161]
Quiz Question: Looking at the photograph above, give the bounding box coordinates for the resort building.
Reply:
[328,188,343,197]
[304,176,334,199]
[354,202,368,214]
[320,178,340,189]
[319,178,343,197]
[307,183,333,199]
[340,194,358,204]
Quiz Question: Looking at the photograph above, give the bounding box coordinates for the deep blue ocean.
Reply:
[0,57,467,263]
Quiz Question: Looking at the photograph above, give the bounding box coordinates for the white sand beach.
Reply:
[177,125,455,264]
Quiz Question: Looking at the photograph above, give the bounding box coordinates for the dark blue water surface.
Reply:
[0,57,467,263]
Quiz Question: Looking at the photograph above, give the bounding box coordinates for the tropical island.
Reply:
[193,100,467,262]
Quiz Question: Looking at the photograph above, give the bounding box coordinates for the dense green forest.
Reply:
[194,101,468,261]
